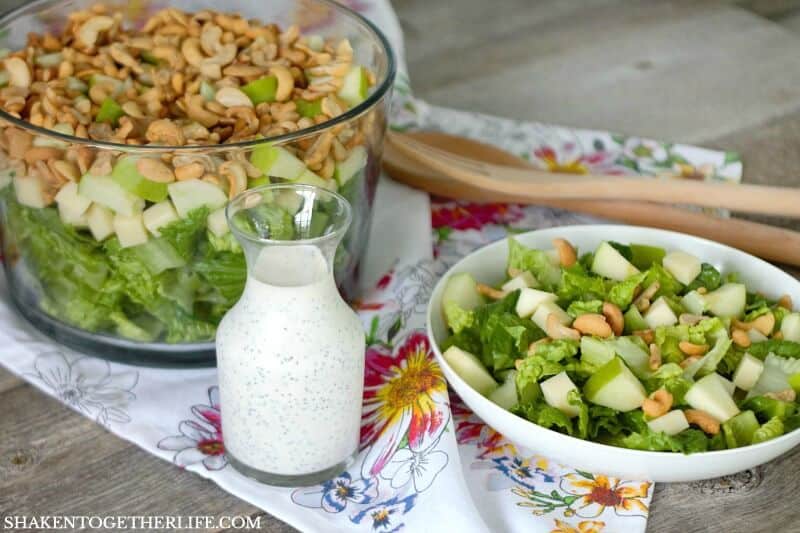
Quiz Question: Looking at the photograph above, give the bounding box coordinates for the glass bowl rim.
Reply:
[227,182,353,247]
[0,0,397,153]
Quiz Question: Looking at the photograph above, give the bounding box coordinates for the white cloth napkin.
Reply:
[0,1,743,532]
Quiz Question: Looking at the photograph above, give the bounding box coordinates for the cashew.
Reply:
[642,389,673,418]
[186,94,220,127]
[145,119,186,145]
[200,23,223,56]
[764,389,797,402]
[476,283,507,300]
[552,238,577,267]
[633,329,655,344]
[174,162,205,181]
[4,57,31,88]
[23,147,64,165]
[5,128,32,159]
[678,341,709,356]
[573,313,613,338]
[136,158,175,183]
[219,160,247,199]
[507,267,522,278]
[48,160,80,181]
[732,329,751,348]
[696,287,708,295]
[121,101,145,119]
[269,65,295,102]
[684,409,720,435]
[602,302,623,336]
[226,105,259,138]
[634,282,660,312]
[215,86,253,108]
[108,43,142,73]
[648,343,662,370]
[223,64,266,77]
[304,131,335,169]
[679,313,704,325]
[546,313,581,341]
[679,356,701,369]
[777,294,793,311]
[77,15,115,48]
[774,331,784,340]
[181,37,204,66]
[751,312,775,336]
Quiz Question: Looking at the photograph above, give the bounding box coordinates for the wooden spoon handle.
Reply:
[388,132,800,218]
[492,169,800,218]
[382,143,800,266]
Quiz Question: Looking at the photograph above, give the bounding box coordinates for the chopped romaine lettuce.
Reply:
[507,237,562,289]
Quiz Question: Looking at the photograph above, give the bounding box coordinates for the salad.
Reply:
[440,236,800,453]
[0,5,381,343]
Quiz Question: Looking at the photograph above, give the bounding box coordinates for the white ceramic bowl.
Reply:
[427,224,800,482]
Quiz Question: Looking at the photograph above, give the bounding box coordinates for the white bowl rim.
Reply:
[426,223,800,459]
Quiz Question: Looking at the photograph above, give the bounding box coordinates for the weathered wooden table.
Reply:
[3,0,800,531]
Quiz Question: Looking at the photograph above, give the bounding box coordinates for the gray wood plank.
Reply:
[0,366,22,394]
[0,382,294,532]
[412,1,800,144]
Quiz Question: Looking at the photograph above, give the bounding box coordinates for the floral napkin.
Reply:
[0,1,743,532]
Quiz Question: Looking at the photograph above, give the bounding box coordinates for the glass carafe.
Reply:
[216,184,365,486]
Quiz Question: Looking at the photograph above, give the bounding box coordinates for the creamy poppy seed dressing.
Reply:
[216,244,365,478]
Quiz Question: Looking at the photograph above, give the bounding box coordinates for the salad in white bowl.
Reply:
[427,225,800,481]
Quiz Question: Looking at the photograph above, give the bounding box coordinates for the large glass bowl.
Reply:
[0,0,395,366]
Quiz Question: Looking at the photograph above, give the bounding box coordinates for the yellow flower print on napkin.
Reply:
[551,518,606,533]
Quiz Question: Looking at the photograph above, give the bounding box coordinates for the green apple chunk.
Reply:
[722,410,759,448]
[583,357,647,412]
[685,373,740,423]
[516,288,557,318]
[681,290,708,315]
[532,301,571,331]
[488,371,519,410]
[207,207,230,237]
[86,204,115,241]
[502,271,538,293]
[662,250,701,285]
[334,146,367,186]
[295,168,336,190]
[442,273,484,313]
[79,174,144,216]
[111,156,169,203]
[13,175,48,208]
[647,410,690,436]
[167,179,227,218]
[251,144,307,180]
[732,352,765,391]
[644,296,678,328]
[55,181,91,224]
[623,306,649,333]
[95,97,125,125]
[607,337,651,379]
[442,346,497,397]
[540,371,581,417]
[113,213,148,248]
[591,241,640,281]
[704,283,746,318]
[142,201,179,237]
[337,65,369,107]
[716,374,736,396]
[294,98,323,118]
[780,312,800,342]
[580,336,615,368]
[241,75,277,105]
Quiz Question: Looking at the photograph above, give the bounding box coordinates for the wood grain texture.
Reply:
[3,0,800,532]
